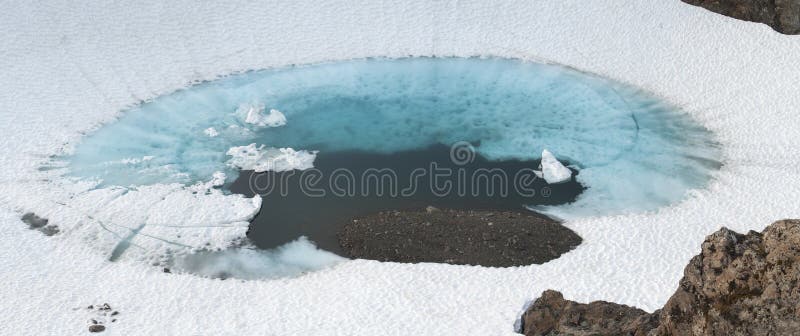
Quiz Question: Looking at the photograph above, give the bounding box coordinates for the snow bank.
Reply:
[226,143,317,172]
[171,237,345,280]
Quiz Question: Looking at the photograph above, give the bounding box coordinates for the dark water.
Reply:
[230,144,584,254]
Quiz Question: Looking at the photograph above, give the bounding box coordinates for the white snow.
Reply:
[171,237,346,280]
[1,1,800,335]
[204,127,219,137]
[188,171,227,192]
[238,103,287,127]
[539,149,572,184]
[226,143,317,172]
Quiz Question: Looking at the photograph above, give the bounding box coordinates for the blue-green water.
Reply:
[67,57,720,218]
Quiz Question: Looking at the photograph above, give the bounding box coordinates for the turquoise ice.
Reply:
[67,57,721,217]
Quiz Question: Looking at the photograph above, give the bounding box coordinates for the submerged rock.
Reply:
[339,208,582,267]
[521,220,800,335]
[682,0,800,34]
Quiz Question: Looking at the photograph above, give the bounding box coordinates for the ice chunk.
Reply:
[540,149,572,184]
[209,171,226,186]
[119,156,154,165]
[237,103,287,127]
[204,127,219,137]
[226,143,316,172]
[190,171,228,192]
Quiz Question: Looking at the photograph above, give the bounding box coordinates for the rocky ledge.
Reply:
[521,219,800,335]
[683,0,800,34]
[339,207,582,267]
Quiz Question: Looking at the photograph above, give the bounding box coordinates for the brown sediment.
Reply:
[338,207,581,267]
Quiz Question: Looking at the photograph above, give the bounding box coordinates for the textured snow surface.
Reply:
[172,237,346,280]
[1,1,800,335]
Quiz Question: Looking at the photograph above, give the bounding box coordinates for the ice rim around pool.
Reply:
[54,56,722,280]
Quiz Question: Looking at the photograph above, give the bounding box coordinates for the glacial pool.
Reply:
[64,57,722,276]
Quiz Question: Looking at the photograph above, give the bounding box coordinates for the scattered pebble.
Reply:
[88,325,105,333]
[21,213,47,228]
[20,212,60,236]
[82,302,120,333]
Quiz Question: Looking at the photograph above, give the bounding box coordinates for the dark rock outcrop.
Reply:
[521,219,800,335]
[339,208,582,267]
[682,0,800,34]
[521,290,658,336]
